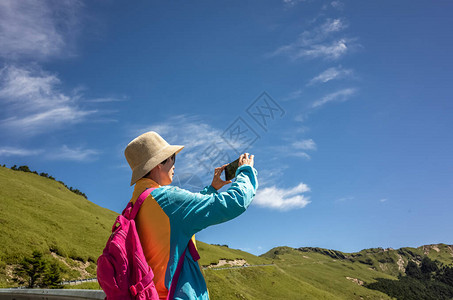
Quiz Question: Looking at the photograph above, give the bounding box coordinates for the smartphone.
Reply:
[224,158,240,181]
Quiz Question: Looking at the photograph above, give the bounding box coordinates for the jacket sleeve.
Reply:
[157,165,258,236]
[199,185,218,195]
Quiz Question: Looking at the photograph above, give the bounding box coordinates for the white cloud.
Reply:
[265,137,316,162]
[308,66,353,85]
[282,0,307,8]
[287,138,317,159]
[254,183,311,211]
[86,97,127,103]
[0,0,81,60]
[380,198,388,203]
[331,1,344,10]
[292,139,317,150]
[0,147,43,157]
[0,65,97,135]
[336,196,354,202]
[283,89,304,101]
[292,152,311,159]
[312,88,357,108]
[269,19,355,61]
[47,145,100,161]
[320,19,346,34]
[294,114,306,123]
[294,39,350,60]
[0,145,99,162]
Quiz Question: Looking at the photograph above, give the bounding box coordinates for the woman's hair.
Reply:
[143,153,176,179]
[160,153,176,165]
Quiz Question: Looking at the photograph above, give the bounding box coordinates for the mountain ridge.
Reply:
[262,243,453,278]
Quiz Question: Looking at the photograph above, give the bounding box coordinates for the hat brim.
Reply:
[130,145,184,186]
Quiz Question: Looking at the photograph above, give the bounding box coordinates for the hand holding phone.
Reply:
[224,158,239,181]
[224,153,254,181]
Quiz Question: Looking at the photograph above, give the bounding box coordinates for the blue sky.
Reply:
[1,0,452,255]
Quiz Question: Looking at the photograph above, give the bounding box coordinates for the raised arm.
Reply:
[154,164,258,236]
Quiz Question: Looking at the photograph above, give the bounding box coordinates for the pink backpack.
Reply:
[97,188,159,299]
[97,188,199,299]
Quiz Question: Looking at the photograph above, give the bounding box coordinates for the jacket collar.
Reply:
[130,178,160,204]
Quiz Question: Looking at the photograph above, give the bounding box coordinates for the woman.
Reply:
[124,131,258,299]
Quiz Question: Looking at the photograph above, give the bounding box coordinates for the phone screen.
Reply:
[224,158,240,181]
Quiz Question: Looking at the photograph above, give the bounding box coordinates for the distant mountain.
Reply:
[1,165,452,299]
[263,243,453,277]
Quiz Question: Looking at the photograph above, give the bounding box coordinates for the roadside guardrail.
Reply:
[0,289,105,300]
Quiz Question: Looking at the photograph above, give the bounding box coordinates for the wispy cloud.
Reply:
[0,65,97,135]
[330,1,344,10]
[85,97,127,103]
[48,145,100,161]
[291,152,312,159]
[269,18,356,61]
[254,183,311,211]
[282,0,307,8]
[312,88,357,108]
[293,139,317,150]
[308,66,353,85]
[265,138,316,162]
[0,145,99,162]
[0,0,82,60]
[336,196,354,202]
[294,39,352,60]
[0,147,43,157]
[288,139,317,159]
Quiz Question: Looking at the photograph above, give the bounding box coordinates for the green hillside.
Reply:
[1,165,452,299]
[0,166,118,286]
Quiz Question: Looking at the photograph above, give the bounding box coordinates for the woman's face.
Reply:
[159,155,175,186]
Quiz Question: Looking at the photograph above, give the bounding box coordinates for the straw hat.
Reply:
[125,131,184,186]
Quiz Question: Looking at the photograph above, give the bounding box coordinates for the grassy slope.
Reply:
[0,166,118,262]
[0,166,118,286]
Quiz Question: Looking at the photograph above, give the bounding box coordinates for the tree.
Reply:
[17,165,31,173]
[421,256,438,275]
[42,262,62,289]
[14,251,62,288]
[406,261,422,279]
[14,250,46,288]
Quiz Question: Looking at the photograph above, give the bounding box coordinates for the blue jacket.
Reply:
[130,164,258,299]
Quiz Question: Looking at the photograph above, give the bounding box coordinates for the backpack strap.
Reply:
[127,187,157,297]
[123,187,157,220]
[130,270,155,297]
[167,239,200,300]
